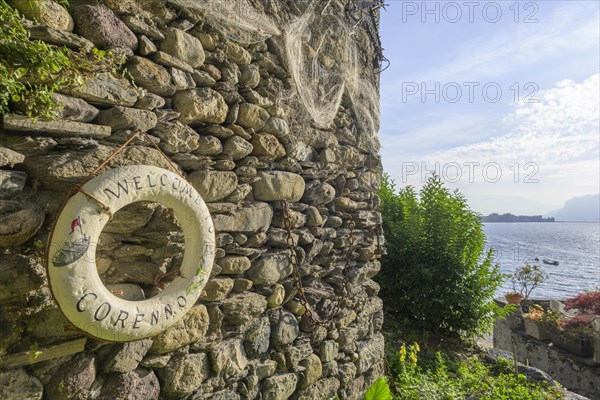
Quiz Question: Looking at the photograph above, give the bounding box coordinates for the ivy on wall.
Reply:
[0,0,126,119]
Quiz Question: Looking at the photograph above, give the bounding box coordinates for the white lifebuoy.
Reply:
[47,165,215,342]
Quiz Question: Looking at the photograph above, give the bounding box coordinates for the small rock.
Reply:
[151,305,209,353]
[263,374,298,400]
[223,136,253,160]
[170,68,196,91]
[0,147,25,168]
[193,135,222,156]
[98,368,159,400]
[0,170,27,199]
[10,0,73,31]
[251,133,286,160]
[320,341,339,363]
[103,0,177,27]
[241,318,271,361]
[324,216,343,228]
[172,88,228,125]
[73,5,138,50]
[252,171,305,202]
[47,353,96,400]
[225,184,253,202]
[294,377,340,400]
[200,277,234,301]
[299,354,323,389]
[302,181,336,205]
[126,56,175,97]
[64,72,138,106]
[224,42,251,65]
[138,35,157,56]
[220,256,252,275]
[483,348,514,364]
[305,206,323,227]
[355,333,384,374]
[221,63,240,85]
[153,50,194,73]
[151,120,200,154]
[233,278,253,293]
[4,113,110,139]
[102,340,153,373]
[202,63,222,80]
[159,27,205,68]
[272,310,300,346]
[261,117,290,138]
[27,24,93,49]
[0,369,43,400]
[222,292,268,325]
[267,284,286,308]
[209,339,248,378]
[239,64,260,88]
[140,354,171,369]
[286,142,314,162]
[212,202,273,233]
[517,365,554,385]
[52,93,99,122]
[122,15,164,40]
[192,70,216,87]
[202,125,234,139]
[246,251,293,286]
[189,170,238,202]
[0,202,45,247]
[97,106,157,132]
[134,92,165,110]
[237,103,270,130]
[158,353,209,398]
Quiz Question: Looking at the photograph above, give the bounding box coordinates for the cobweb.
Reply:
[348,78,381,153]
[285,9,355,129]
[168,0,281,44]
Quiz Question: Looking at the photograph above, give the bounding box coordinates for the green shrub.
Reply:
[0,0,126,119]
[389,343,563,400]
[377,174,507,337]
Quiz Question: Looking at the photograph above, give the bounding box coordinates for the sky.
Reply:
[379,0,600,215]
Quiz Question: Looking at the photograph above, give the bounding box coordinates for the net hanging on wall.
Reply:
[285,8,356,129]
[169,0,281,44]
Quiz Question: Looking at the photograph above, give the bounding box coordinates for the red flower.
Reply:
[565,291,600,315]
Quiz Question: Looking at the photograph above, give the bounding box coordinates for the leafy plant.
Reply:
[0,1,127,119]
[509,264,549,299]
[522,304,561,336]
[364,377,392,400]
[564,290,600,315]
[558,315,597,341]
[377,173,507,337]
[388,342,563,400]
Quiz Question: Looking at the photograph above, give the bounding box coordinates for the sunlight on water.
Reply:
[483,222,600,299]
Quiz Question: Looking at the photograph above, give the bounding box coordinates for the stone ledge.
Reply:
[3,114,111,138]
[0,338,87,369]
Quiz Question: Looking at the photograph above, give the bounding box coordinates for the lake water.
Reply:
[483,222,600,299]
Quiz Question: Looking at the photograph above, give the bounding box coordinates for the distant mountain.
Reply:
[546,194,600,222]
[482,213,554,223]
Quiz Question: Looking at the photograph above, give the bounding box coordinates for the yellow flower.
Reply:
[399,345,407,362]
[410,351,418,365]
[413,342,420,352]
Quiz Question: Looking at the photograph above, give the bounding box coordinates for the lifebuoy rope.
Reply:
[44,129,189,270]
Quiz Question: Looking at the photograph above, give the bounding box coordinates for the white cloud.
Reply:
[412,73,600,213]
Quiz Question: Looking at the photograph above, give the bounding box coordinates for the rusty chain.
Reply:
[282,200,354,327]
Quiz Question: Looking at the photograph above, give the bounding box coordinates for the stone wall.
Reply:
[494,302,600,399]
[0,1,385,399]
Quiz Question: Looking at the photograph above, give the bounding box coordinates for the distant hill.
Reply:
[482,213,554,223]
[546,194,600,222]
